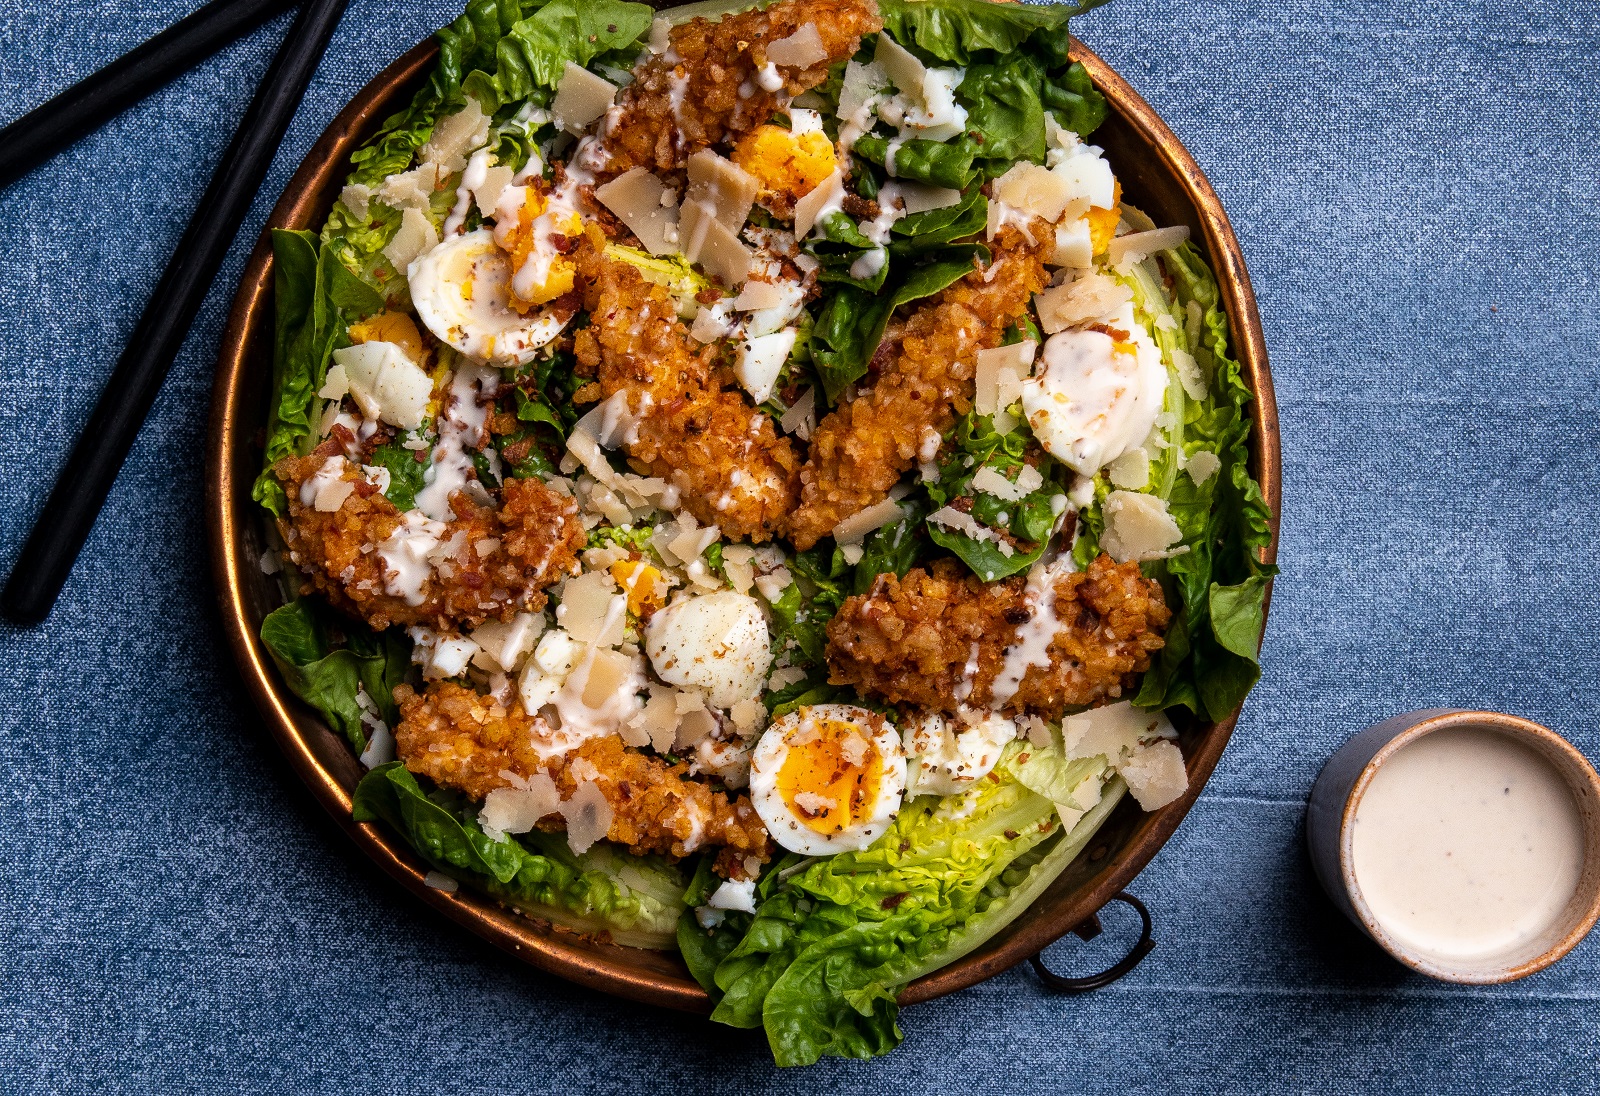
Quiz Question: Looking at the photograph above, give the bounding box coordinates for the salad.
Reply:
[253,0,1273,1065]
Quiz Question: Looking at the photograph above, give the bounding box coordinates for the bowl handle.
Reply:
[1029,892,1155,992]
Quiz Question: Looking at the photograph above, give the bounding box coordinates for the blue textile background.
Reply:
[2,0,1597,1091]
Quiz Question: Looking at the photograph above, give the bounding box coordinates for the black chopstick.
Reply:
[0,0,350,627]
[0,0,298,191]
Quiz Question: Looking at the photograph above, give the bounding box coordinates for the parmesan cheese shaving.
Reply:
[382,207,439,273]
[1107,225,1191,269]
[779,386,816,440]
[560,780,614,855]
[1099,490,1185,563]
[974,341,1036,415]
[766,23,827,66]
[1184,450,1221,485]
[926,506,1014,557]
[551,62,618,134]
[971,463,1043,502]
[478,772,560,840]
[1034,272,1133,334]
[594,168,681,257]
[792,168,845,240]
[831,498,905,545]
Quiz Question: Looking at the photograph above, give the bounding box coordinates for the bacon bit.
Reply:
[550,233,579,255]
[1003,829,1019,840]
[841,193,879,219]
[501,437,533,467]
[880,891,909,910]
[695,287,722,306]
[1016,753,1030,765]
[1087,322,1132,342]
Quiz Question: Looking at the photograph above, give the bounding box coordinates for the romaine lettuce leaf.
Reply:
[461,0,655,112]
[877,0,1099,66]
[260,600,410,753]
[925,412,1064,581]
[252,230,384,517]
[353,763,689,949]
[694,740,1120,1065]
[957,60,1047,167]
[1112,242,1275,721]
[852,134,977,190]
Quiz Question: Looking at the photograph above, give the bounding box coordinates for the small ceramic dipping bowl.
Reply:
[1307,709,1600,983]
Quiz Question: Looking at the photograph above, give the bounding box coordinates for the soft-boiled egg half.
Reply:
[407,228,570,365]
[644,591,771,710]
[1021,302,1166,476]
[749,704,907,855]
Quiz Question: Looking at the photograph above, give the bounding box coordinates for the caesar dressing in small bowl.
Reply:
[1308,710,1600,983]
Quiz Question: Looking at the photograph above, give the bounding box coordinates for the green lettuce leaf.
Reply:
[811,253,981,402]
[259,600,410,753]
[1112,241,1275,721]
[252,232,384,517]
[1041,60,1108,137]
[705,740,1121,1065]
[461,0,654,111]
[852,134,977,191]
[365,438,431,511]
[957,60,1047,167]
[353,763,689,948]
[877,0,1093,65]
[924,412,1064,581]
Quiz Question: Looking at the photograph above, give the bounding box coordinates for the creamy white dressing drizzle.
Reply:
[444,147,494,237]
[990,558,1066,708]
[377,511,449,605]
[415,361,497,522]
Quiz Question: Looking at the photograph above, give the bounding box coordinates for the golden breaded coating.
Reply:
[597,0,881,179]
[789,226,1051,549]
[275,445,585,632]
[825,554,1172,719]
[393,681,772,867]
[571,227,800,541]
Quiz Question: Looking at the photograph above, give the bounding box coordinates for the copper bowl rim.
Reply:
[205,27,1282,1014]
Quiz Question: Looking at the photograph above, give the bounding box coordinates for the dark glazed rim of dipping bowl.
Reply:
[1322,710,1600,983]
[204,17,1282,1014]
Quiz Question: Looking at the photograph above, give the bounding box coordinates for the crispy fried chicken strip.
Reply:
[789,226,1051,549]
[826,555,1171,719]
[394,681,772,873]
[571,227,800,541]
[276,445,585,632]
[597,0,882,180]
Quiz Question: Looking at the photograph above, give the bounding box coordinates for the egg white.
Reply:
[407,228,568,364]
[1021,302,1166,476]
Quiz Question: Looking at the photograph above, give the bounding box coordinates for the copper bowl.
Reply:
[205,20,1281,1014]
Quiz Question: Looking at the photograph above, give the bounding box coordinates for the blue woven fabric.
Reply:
[2,0,1597,1090]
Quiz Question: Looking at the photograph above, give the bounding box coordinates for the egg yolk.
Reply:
[502,189,581,309]
[347,311,426,363]
[775,717,884,835]
[610,558,667,619]
[1088,179,1123,256]
[732,125,838,203]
